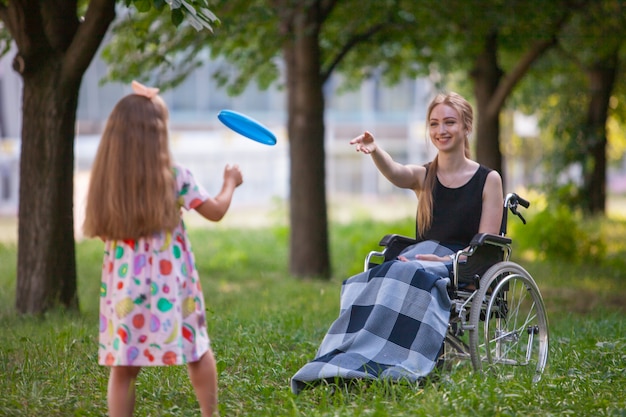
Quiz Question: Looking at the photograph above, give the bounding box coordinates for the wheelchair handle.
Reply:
[505,192,530,209]
[515,194,530,209]
[501,193,530,234]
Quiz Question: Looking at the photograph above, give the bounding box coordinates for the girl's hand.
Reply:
[349,131,377,154]
[224,164,243,187]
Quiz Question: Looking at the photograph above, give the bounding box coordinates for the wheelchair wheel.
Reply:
[468,261,549,382]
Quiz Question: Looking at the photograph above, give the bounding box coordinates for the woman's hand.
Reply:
[397,254,453,263]
[349,131,377,154]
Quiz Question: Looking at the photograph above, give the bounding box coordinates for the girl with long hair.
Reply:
[84,81,242,417]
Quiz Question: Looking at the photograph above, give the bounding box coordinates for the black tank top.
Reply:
[419,164,492,248]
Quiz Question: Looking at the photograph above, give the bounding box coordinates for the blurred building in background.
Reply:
[0,48,436,218]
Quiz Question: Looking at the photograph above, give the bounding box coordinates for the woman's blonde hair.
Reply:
[417,92,473,238]
[83,93,179,239]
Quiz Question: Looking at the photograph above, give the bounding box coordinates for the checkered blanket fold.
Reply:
[291,240,453,394]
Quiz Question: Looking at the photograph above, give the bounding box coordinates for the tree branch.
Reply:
[0,0,50,73]
[486,6,574,118]
[486,37,557,118]
[318,0,339,22]
[62,0,116,83]
[321,20,389,83]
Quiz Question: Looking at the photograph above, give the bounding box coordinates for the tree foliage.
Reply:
[102,0,437,93]
[512,0,626,212]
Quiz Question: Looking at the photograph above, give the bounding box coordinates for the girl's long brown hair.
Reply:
[82,94,179,240]
[417,92,473,238]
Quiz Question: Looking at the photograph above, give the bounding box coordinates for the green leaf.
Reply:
[171,8,184,26]
[152,0,166,11]
[134,0,152,12]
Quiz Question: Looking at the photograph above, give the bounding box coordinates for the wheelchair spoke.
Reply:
[509,281,538,330]
[492,281,536,364]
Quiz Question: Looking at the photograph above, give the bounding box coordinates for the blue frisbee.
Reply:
[217,109,277,146]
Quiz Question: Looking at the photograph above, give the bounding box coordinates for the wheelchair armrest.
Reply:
[377,234,418,264]
[379,234,418,247]
[456,233,511,288]
[469,233,511,248]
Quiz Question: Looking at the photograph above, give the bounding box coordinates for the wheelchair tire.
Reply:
[467,261,549,382]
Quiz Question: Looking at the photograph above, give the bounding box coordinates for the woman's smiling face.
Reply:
[428,103,465,152]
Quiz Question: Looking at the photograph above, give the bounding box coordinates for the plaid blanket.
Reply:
[291,240,453,394]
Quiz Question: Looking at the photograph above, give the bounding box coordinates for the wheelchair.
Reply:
[363,193,549,382]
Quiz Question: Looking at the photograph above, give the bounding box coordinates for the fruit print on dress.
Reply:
[97,164,212,367]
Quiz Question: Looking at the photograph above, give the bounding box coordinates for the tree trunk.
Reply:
[471,32,504,175]
[1,1,117,314]
[471,33,502,173]
[470,29,558,189]
[283,7,331,279]
[583,51,618,215]
[16,62,80,313]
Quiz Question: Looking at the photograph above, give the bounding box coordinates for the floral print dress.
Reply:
[98,164,211,367]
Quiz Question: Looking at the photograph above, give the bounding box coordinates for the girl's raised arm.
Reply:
[194,164,243,221]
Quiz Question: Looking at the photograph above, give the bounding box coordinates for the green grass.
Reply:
[0,218,625,416]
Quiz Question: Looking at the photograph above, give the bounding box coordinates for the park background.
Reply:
[2,44,626,239]
[0,1,625,416]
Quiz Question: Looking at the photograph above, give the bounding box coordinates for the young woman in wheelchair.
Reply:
[290,91,505,393]
[350,91,503,262]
